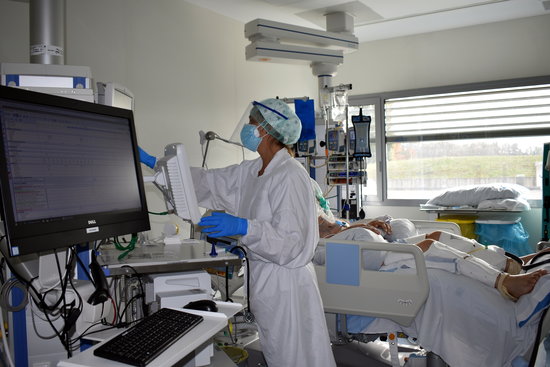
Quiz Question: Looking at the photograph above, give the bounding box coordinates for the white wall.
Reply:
[336,14,550,94]
[333,14,550,249]
[0,0,318,237]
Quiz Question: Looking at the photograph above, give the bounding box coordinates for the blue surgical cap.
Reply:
[253,98,302,145]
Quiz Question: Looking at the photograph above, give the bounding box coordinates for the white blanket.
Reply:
[362,269,543,367]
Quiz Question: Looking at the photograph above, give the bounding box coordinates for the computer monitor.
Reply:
[154,143,201,225]
[0,85,150,257]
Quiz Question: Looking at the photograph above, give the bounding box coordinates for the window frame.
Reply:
[348,75,550,207]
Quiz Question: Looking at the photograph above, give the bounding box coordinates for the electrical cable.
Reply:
[73,248,95,286]
[107,295,118,325]
[29,296,62,323]
[53,249,71,357]
[121,265,148,317]
[0,305,14,367]
[117,293,144,322]
[0,278,28,312]
[30,303,58,340]
[147,211,169,216]
[0,244,87,358]
[229,246,253,322]
[0,257,5,284]
[225,266,231,302]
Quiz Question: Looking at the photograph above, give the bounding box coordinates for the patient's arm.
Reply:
[318,216,391,238]
[347,220,392,236]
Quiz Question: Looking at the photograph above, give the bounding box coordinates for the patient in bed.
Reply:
[312,189,547,301]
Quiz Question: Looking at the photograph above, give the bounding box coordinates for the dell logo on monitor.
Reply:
[88,220,97,225]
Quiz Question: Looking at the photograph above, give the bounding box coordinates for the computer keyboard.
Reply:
[93,308,204,367]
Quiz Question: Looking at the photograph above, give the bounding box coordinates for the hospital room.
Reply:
[0,0,550,366]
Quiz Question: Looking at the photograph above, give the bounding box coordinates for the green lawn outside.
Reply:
[386,155,539,179]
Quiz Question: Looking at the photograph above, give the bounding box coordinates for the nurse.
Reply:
[191,99,336,367]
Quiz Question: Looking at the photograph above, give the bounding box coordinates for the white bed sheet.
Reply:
[361,268,542,367]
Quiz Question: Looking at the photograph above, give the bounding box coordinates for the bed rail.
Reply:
[410,219,460,235]
[315,239,429,326]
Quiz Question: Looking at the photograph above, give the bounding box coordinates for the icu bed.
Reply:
[314,220,550,367]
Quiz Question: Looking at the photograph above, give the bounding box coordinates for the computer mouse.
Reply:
[184,299,218,312]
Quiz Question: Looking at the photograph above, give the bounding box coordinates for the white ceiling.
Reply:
[184,0,550,42]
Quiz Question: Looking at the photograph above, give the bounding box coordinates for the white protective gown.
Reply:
[191,149,336,367]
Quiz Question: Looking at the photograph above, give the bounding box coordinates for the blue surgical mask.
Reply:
[240,124,263,152]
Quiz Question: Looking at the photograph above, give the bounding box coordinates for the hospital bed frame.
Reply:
[315,220,459,326]
[315,219,550,366]
[315,220,458,366]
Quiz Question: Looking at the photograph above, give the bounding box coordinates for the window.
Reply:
[350,76,550,205]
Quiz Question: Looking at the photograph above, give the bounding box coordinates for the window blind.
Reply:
[385,84,550,142]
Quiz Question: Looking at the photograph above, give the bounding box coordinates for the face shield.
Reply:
[229,99,302,146]
[229,102,255,145]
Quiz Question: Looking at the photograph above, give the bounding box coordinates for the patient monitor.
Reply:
[146,143,201,225]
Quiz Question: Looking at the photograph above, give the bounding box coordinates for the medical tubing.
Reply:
[114,234,138,260]
[522,252,550,271]
[529,307,549,366]
[0,306,14,367]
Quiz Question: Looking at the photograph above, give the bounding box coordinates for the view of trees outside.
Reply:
[386,137,549,200]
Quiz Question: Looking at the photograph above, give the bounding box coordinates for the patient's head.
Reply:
[385,218,417,242]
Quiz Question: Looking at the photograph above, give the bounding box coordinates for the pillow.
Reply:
[477,198,531,211]
[425,183,527,207]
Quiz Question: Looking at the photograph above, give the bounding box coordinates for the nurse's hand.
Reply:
[138,146,157,169]
[199,212,248,238]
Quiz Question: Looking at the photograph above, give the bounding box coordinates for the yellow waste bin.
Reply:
[436,215,477,239]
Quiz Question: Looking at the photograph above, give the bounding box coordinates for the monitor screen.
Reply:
[0,85,150,256]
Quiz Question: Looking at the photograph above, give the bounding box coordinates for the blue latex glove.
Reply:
[138,146,157,169]
[199,212,248,238]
